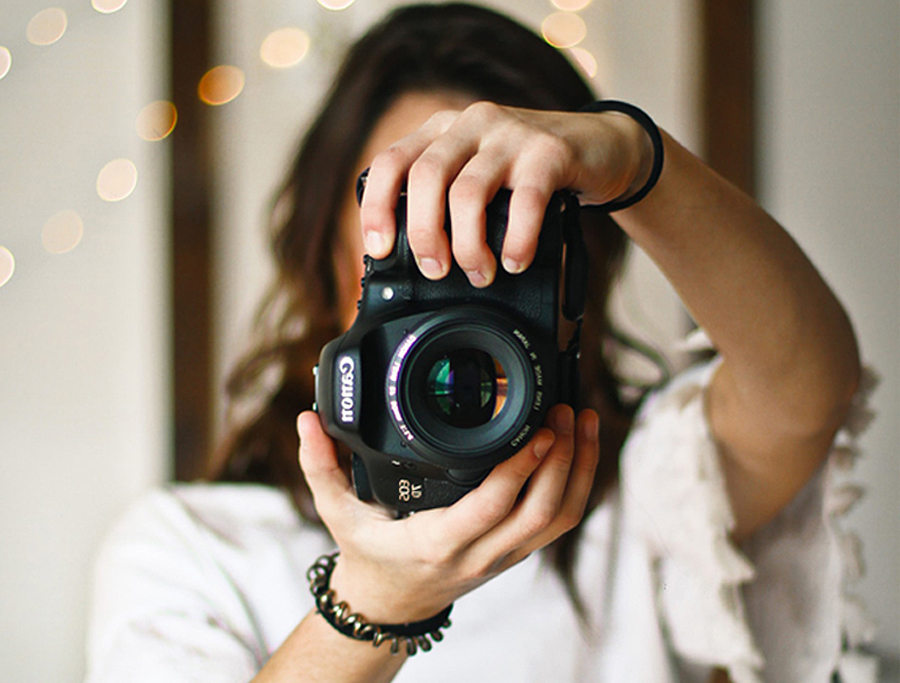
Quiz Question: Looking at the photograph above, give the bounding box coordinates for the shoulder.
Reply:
[94,482,330,592]
[87,483,332,669]
[86,484,325,681]
[104,482,305,551]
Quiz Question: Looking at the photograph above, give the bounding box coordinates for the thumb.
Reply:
[297,411,353,516]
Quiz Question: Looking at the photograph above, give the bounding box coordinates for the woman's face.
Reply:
[334,90,474,331]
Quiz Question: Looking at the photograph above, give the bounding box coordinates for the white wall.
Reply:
[758,0,900,659]
[0,2,169,681]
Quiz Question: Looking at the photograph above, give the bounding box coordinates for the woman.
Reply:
[85,4,873,682]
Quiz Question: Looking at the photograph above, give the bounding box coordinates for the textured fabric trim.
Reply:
[620,350,879,683]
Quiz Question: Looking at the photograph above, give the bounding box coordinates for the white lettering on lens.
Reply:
[513,328,531,349]
[338,356,355,423]
[510,424,532,448]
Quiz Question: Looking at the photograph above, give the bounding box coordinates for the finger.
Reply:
[405,131,479,280]
[437,428,556,547]
[446,152,510,287]
[360,114,456,259]
[297,411,354,517]
[501,128,575,273]
[501,182,556,274]
[466,405,577,559]
[498,408,600,569]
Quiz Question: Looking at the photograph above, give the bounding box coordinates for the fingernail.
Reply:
[555,408,574,435]
[533,435,554,459]
[583,413,599,441]
[364,230,386,256]
[298,411,313,434]
[502,257,523,274]
[465,269,489,287]
[418,257,444,279]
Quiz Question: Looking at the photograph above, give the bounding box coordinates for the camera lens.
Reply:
[425,349,508,428]
[385,307,549,470]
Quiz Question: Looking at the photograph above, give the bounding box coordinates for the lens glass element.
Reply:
[425,349,507,428]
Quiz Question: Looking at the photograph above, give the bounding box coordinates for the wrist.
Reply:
[328,553,452,625]
[601,111,654,203]
[309,553,453,656]
[578,100,665,212]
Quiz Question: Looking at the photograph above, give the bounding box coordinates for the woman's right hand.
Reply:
[296,404,599,625]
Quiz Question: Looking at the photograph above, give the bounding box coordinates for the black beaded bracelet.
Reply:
[580,100,665,212]
[307,552,453,656]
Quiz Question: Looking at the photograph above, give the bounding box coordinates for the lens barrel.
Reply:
[385,306,547,472]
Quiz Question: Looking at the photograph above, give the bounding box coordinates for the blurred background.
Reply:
[0,0,896,680]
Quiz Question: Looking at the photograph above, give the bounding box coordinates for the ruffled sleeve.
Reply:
[618,356,879,683]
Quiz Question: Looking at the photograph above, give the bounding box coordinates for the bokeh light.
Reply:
[0,48,11,81]
[27,8,68,46]
[42,210,84,254]
[92,0,129,13]
[198,65,245,105]
[541,12,587,49]
[317,0,356,10]
[551,0,593,11]
[260,27,311,68]
[569,46,598,79]
[0,247,15,288]
[97,159,138,202]
[136,100,177,141]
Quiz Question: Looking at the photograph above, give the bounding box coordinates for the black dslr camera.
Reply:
[314,172,587,513]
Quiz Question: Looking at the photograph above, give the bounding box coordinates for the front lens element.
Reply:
[425,349,507,428]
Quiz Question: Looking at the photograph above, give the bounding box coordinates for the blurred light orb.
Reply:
[27,8,68,46]
[42,210,84,254]
[551,0,592,11]
[136,100,177,141]
[542,12,587,48]
[198,65,245,105]
[92,0,129,14]
[317,0,355,10]
[0,48,11,81]
[569,46,598,78]
[261,27,311,68]
[0,247,15,288]
[97,159,138,202]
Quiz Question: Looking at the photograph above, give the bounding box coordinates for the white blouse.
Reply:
[83,359,879,683]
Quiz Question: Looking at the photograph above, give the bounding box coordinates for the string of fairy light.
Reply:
[0,0,598,290]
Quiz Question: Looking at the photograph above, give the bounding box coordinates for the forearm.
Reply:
[253,609,406,683]
[612,131,860,432]
[607,129,860,538]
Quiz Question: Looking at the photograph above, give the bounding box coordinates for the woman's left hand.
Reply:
[359,102,651,288]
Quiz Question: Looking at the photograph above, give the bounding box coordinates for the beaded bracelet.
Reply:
[580,100,665,212]
[307,552,453,656]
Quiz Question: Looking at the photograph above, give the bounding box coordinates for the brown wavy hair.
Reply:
[205,3,642,608]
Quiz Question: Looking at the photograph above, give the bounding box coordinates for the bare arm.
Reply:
[252,609,406,683]
[611,130,860,540]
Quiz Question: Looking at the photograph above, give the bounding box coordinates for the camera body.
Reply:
[315,177,585,512]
